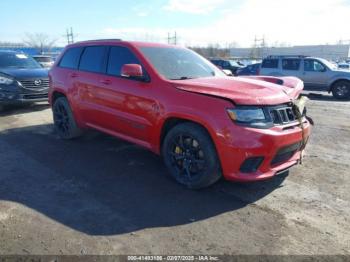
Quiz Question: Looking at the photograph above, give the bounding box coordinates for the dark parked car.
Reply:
[210,59,244,75]
[236,63,261,76]
[0,50,49,110]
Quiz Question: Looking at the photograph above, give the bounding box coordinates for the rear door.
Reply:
[75,45,110,126]
[260,58,280,76]
[281,58,302,78]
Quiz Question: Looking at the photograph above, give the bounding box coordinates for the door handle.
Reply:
[100,79,112,85]
[70,72,79,78]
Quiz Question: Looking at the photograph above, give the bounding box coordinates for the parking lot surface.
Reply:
[0,92,349,255]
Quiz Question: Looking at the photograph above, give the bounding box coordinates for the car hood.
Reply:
[333,68,350,73]
[0,68,49,79]
[171,76,303,105]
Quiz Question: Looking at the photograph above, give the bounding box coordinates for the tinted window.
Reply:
[304,59,325,72]
[79,46,106,73]
[223,61,231,67]
[59,47,83,69]
[34,57,53,63]
[262,59,279,68]
[282,59,300,70]
[107,46,140,77]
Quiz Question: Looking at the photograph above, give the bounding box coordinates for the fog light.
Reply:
[240,157,264,173]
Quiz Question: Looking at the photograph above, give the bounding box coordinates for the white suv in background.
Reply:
[260,56,350,99]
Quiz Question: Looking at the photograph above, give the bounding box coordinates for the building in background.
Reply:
[230,44,350,61]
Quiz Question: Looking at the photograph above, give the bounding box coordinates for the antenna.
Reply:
[167,31,177,45]
[66,27,75,44]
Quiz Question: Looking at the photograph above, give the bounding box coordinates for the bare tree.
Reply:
[23,33,58,54]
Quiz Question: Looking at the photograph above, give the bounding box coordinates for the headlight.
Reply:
[227,107,272,128]
[0,74,14,85]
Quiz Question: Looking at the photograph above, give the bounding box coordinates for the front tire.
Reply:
[332,81,350,100]
[162,122,221,189]
[53,97,83,139]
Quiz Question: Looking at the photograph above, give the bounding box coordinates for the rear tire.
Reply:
[162,122,221,189]
[331,80,350,100]
[53,97,83,139]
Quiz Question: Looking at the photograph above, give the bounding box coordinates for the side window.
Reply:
[107,46,141,77]
[79,46,107,73]
[59,47,83,69]
[282,59,300,70]
[304,59,325,72]
[262,59,278,68]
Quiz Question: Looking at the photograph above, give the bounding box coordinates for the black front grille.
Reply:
[19,79,49,90]
[271,141,302,165]
[269,106,296,125]
[22,93,48,100]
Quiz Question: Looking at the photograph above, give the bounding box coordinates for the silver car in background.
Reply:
[260,55,350,99]
[32,55,54,68]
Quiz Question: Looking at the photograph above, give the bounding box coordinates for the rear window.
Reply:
[34,56,53,63]
[282,59,300,70]
[262,59,279,68]
[59,47,83,69]
[79,46,107,73]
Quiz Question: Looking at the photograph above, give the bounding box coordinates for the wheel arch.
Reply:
[328,78,350,92]
[157,115,219,155]
[51,90,67,103]
[51,90,85,129]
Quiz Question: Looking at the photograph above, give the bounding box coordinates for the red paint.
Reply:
[49,40,312,182]
[121,64,143,78]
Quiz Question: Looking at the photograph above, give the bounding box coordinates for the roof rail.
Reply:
[266,55,309,58]
[78,39,122,42]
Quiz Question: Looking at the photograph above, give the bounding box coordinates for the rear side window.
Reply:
[282,59,300,70]
[107,46,140,77]
[79,46,107,73]
[59,47,83,69]
[262,59,279,68]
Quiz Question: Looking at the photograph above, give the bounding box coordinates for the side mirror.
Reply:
[121,64,144,79]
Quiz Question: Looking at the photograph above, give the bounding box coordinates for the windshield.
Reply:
[139,47,225,80]
[0,53,42,69]
[34,56,53,63]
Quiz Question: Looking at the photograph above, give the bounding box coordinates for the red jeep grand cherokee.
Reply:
[49,39,311,189]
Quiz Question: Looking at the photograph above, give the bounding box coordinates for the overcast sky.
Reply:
[1,0,349,47]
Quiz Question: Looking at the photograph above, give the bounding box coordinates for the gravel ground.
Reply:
[0,92,349,255]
